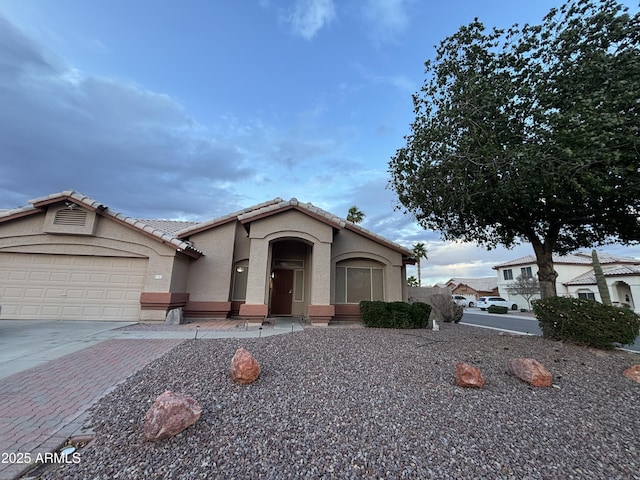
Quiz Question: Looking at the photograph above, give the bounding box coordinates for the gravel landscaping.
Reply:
[42,324,639,480]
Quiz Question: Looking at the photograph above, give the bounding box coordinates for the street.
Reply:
[461,308,640,353]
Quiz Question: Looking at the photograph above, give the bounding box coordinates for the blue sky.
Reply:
[1,0,638,286]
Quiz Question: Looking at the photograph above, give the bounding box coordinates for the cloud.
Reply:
[361,0,414,45]
[0,15,271,220]
[285,0,336,40]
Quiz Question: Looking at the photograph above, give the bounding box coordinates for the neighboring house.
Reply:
[494,252,640,313]
[0,191,415,325]
[445,277,499,301]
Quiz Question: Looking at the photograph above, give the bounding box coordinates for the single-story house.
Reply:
[493,251,640,313]
[444,277,499,301]
[0,191,415,325]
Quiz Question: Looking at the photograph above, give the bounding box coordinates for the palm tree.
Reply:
[412,242,428,287]
[407,275,419,287]
[346,206,365,224]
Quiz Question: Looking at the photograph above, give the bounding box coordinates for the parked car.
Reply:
[452,295,475,308]
[477,296,518,311]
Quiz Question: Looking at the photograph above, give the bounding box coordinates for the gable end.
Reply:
[43,204,97,236]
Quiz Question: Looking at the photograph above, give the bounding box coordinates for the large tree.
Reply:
[389,0,640,298]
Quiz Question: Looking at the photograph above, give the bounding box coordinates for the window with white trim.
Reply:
[577,291,596,301]
[503,269,513,280]
[521,267,533,278]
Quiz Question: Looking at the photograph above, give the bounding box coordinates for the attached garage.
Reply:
[0,253,147,321]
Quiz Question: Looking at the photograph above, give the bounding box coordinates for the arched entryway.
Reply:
[269,239,310,316]
[612,280,634,309]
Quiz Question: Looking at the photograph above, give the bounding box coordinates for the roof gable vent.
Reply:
[53,208,88,226]
[44,204,97,235]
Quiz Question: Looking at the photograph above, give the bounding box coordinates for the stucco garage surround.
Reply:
[0,192,200,322]
[0,253,146,320]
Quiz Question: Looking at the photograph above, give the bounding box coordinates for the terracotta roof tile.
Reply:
[0,190,203,256]
[494,251,639,269]
[2,191,414,259]
[565,265,640,285]
[447,277,498,291]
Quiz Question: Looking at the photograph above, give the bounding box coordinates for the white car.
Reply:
[477,296,518,311]
[452,295,475,308]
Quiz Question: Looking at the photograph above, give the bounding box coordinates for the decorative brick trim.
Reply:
[239,303,268,322]
[140,292,190,310]
[333,304,362,322]
[307,304,335,327]
[307,304,335,317]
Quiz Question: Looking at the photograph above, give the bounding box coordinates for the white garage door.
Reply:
[0,253,147,321]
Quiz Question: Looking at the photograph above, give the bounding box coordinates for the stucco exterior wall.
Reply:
[0,209,179,294]
[497,262,593,307]
[331,228,406,302]
[186,221,236,301]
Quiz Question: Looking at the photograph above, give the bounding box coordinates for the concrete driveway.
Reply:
[0,320,137,379]
[0,319,303,379]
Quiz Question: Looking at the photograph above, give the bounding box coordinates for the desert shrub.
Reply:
[427,294,463,323]
[359,301,431,328]
[487,305,509,314]
[533,296,640,349]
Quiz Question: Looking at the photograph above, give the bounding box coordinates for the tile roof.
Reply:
[0,190,203,257]
[136,219,200,235]
[565,265,640,285]
[178,197,413,258]
[494,251,640,269]
[447,277,498,291]
[1,191,414,259]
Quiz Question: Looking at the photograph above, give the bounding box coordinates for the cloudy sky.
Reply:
[1,0,638,286]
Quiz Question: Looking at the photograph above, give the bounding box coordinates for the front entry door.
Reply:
[271,269,294,315]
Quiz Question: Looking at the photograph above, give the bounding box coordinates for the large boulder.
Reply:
[509,358,552,387]
[230,347,261,384]
[623,364,640,384]
[455,362,485,388]
[143,390,202,441]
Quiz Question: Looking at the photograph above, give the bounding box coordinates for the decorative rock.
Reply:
[455,362,485,388]
[230,347,261,384]
[143,390,202,441]
[165,307,183,325]
[509,358,552,387]
[622,364,640,384]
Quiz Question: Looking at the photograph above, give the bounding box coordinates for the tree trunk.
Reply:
[417,260,422,287]
[532,244,558,299]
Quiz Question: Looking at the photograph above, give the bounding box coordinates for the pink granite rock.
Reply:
[455,362,485,388]
[143,390,202,441]
[230,347,261,384]
[622,364,640,384]
[509,358,552,387]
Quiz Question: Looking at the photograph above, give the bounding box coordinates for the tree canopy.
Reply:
[388,0,640,298]
[346,206,365,224]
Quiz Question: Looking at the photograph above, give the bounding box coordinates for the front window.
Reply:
[503,269,513,280]
[521,267,533,278]
[578,291,596,301]
[335,266,384,303]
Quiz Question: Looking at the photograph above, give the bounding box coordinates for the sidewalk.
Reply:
[0,319,302,480]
